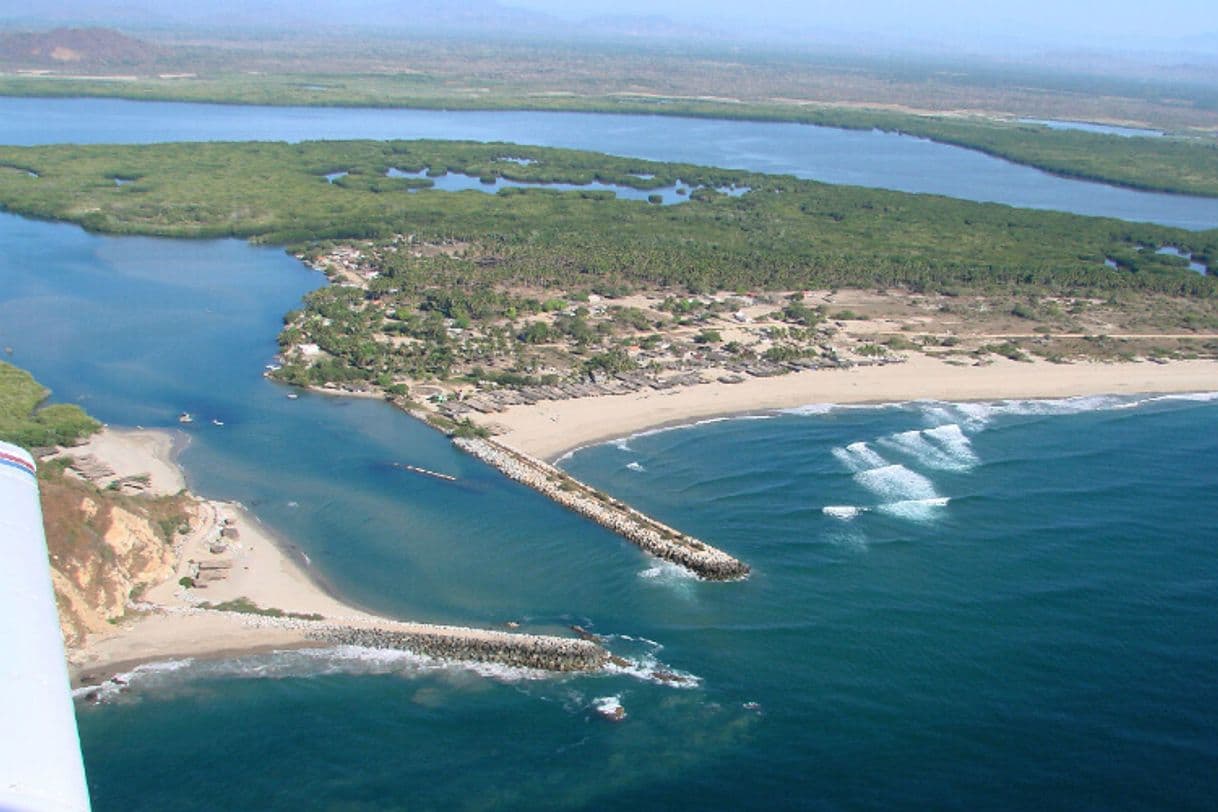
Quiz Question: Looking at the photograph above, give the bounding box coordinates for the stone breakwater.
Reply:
[453,437,750,581]
[308,625,608,672]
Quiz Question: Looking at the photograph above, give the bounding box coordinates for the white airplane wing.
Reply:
[0,440,92,812]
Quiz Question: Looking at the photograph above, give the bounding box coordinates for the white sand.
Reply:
[483,355,1218,460]
[58,427,186,495]
[66,427,573,683]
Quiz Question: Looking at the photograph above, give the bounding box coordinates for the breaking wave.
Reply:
[823,505,865,521]
[879,423,978,471]
[876,496,951,521]
[75,647,559,702]
[828,443,949,523]
[831,441,889,472]
[914,392,1218,431]
[855,463,940,504]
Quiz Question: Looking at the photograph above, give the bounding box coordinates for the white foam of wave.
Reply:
[76,647,555,701]
[780,402,901,417]
[922,424,979,466]
[822,505,865,521]
[612,634,662,648]
[613,438,633,452]
[287,645,552,683]
[854,463,940,506]
[626,461,645,472]
[779,403,838,416]
[913,393,1218,431]
[638,560,699,582]
[603,655,702,689]
[880,424,978,471]
[1113,391,1218,409]
[592,695,626,719]
[638,560,700,598]
[876,496,950,521]
[831,441,888,472]
[73,658,195,702]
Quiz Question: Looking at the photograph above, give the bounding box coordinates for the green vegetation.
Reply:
[2,72,1218,196]
[0,360,100,448]
[1,139,1216,393]
[0,139,1213,299]
[198,596,324,621]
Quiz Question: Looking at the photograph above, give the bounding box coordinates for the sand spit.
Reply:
[454,437,749,580]
[61,428,607,688]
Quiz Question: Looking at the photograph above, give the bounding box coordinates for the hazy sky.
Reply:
[506,0,1218,47]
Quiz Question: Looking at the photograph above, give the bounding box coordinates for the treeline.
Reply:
[0,361,99,449]
[0,139,1215,299]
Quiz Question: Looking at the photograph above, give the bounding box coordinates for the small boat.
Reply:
[212,419,224,427]
[286,392,299,400]
[178,412,193,424]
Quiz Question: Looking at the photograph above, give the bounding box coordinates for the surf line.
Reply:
[453,437,750,581]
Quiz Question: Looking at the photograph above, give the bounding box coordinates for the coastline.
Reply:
[61,427,606,687]
[476,355,1218,460]
[62,354,1217,682]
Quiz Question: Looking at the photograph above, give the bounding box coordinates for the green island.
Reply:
[1,139,1215,429]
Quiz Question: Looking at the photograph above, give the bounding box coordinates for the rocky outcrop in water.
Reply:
[454,437,750,581]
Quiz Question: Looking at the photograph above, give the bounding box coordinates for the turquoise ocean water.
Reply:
[0,103,1215,810]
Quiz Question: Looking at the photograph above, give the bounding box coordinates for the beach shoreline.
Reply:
[60,427,606,687]
[474,355,1218,461]
[62,354,1216,683]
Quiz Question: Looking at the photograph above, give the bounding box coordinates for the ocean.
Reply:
[0,101,1214,810]
[74,394,1218,811]
[3,212,1215,810]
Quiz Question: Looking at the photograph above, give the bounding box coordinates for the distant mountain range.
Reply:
[0,26,161,67]
[0,0,719,42]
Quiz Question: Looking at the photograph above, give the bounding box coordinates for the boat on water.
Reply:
[178,412,193,424]
[286,392,299,400]
[212,419,224,427]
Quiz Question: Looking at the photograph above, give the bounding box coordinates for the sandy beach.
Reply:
[64,354,1217,682]
[481,355,1218,460]
[63,427,599,686]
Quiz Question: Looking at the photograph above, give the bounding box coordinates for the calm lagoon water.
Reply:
[0,97,1216,810]
[1,97,1217,228]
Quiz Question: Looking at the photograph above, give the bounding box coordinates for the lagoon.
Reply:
[1,97,1217,229]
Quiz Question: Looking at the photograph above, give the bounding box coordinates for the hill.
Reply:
[0,26,161,69]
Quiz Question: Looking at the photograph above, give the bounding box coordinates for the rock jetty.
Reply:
[453,437,750,581]
[308,624,608,672]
